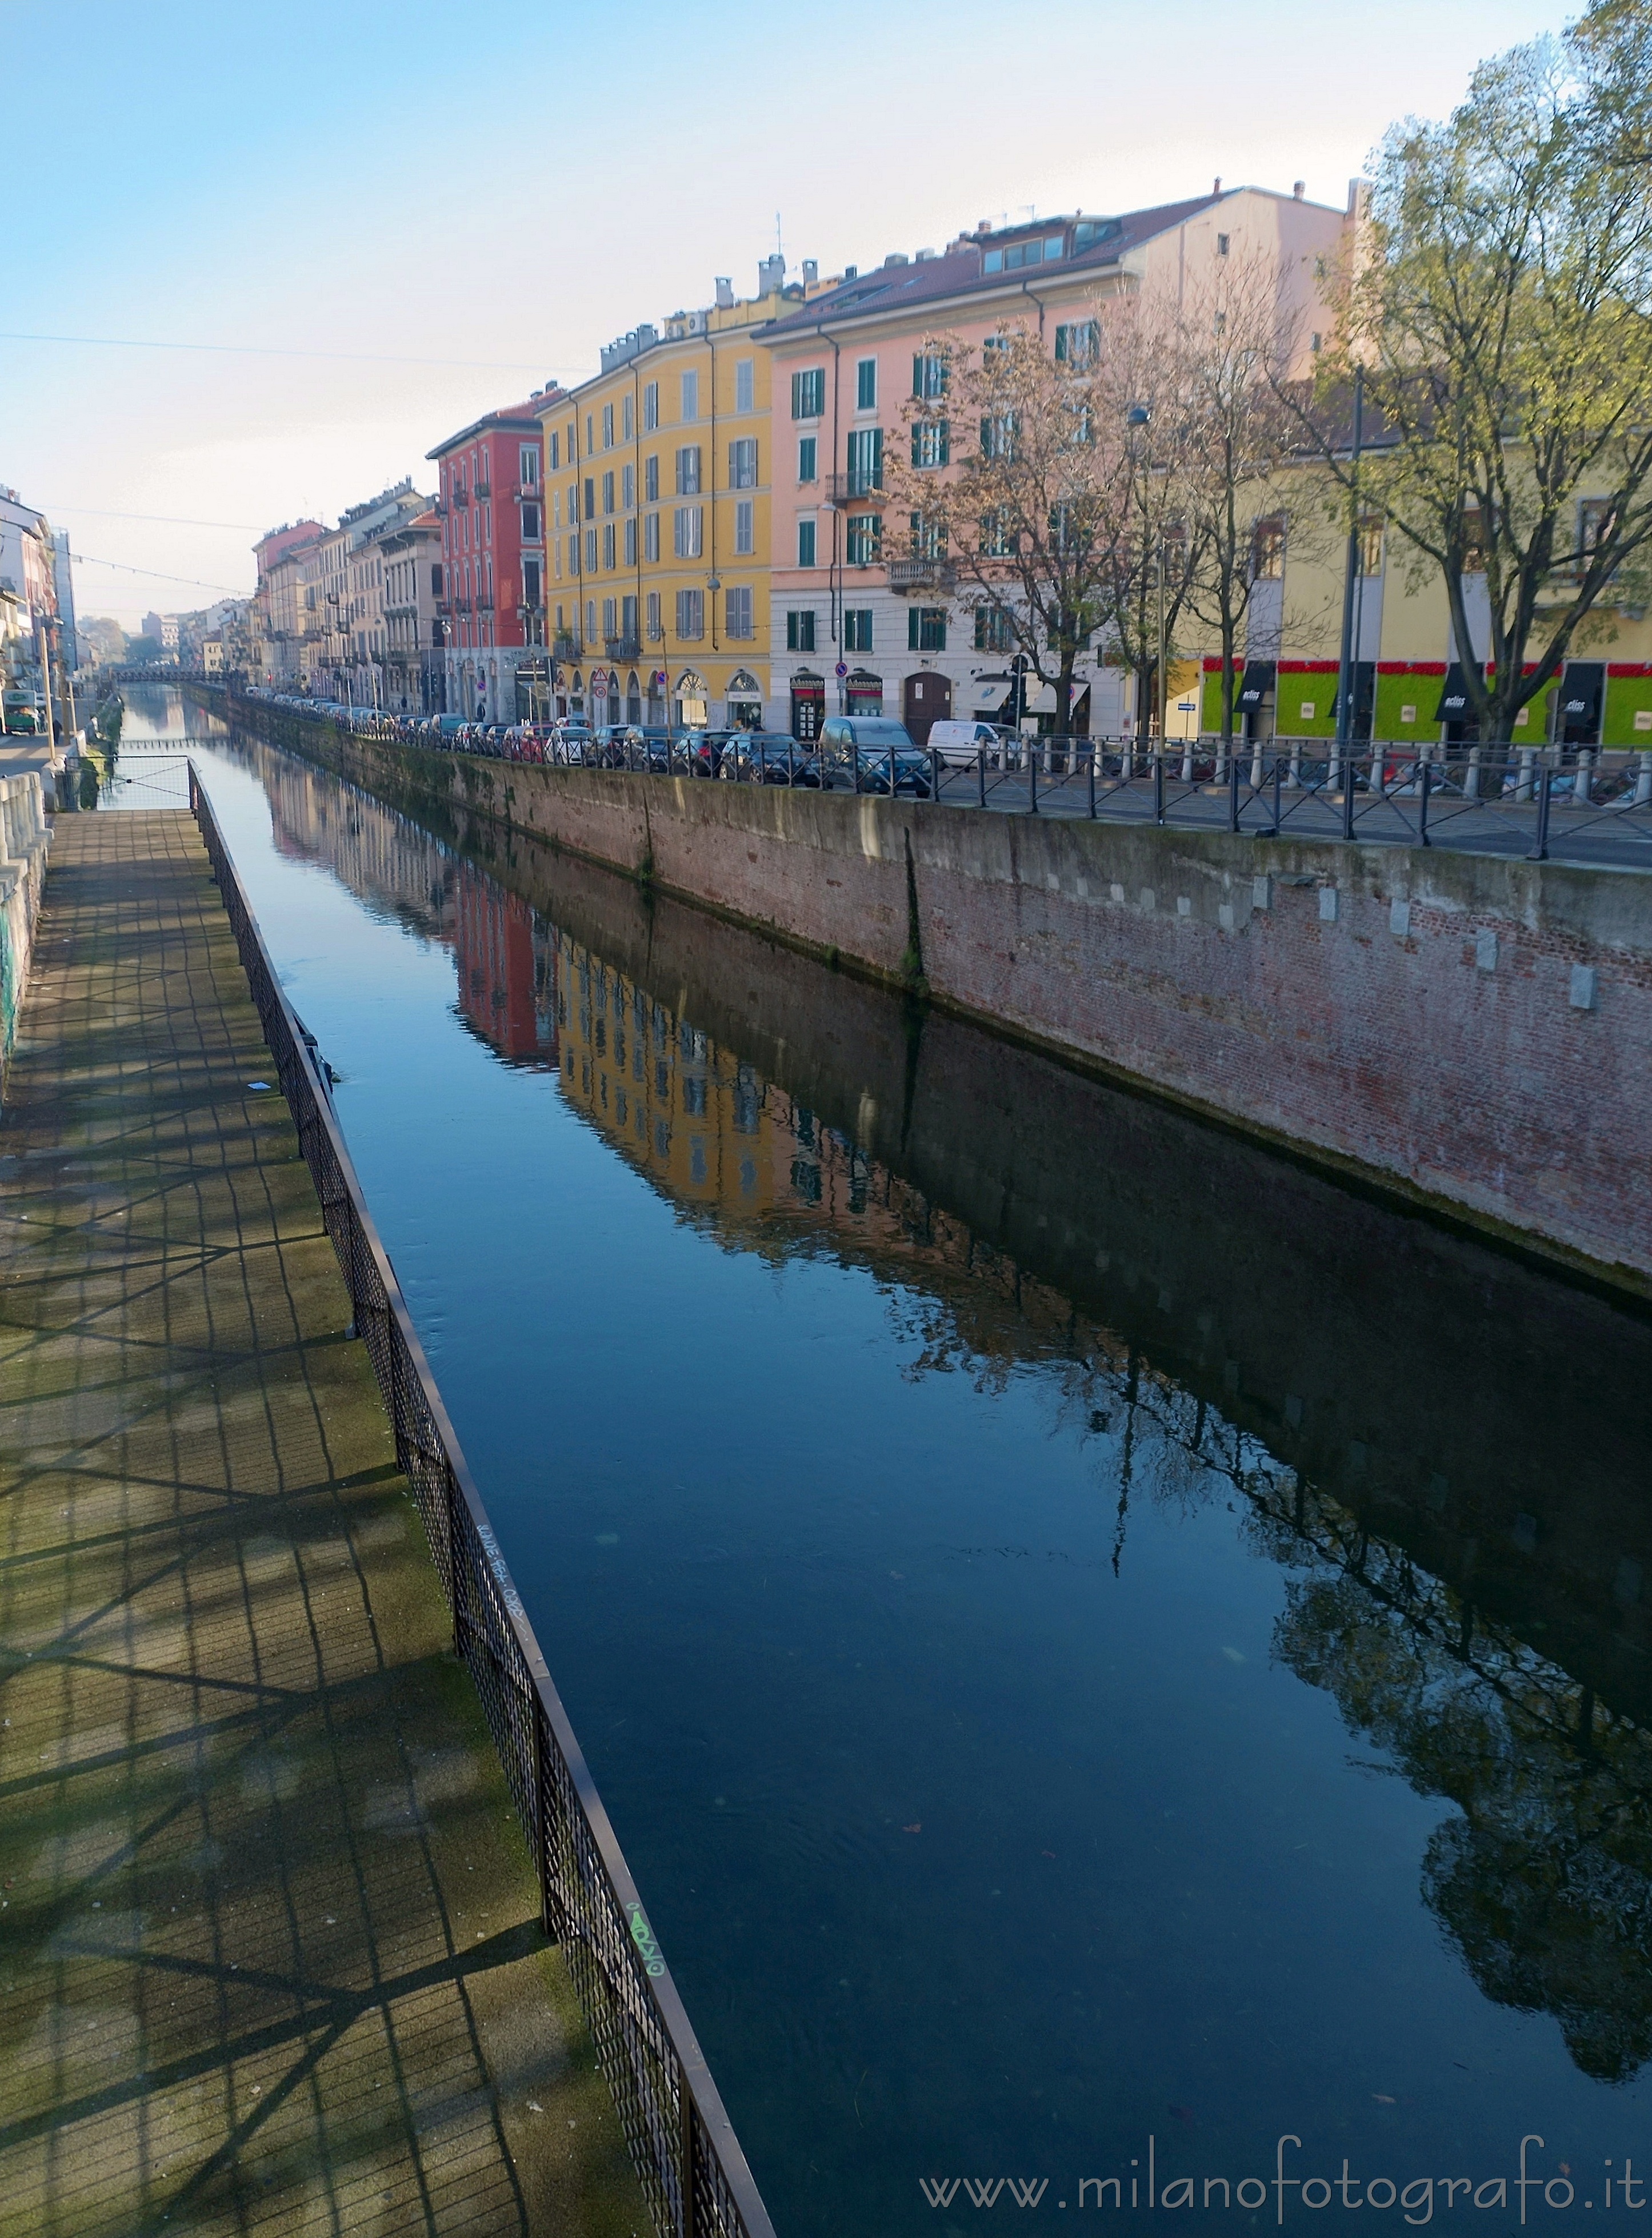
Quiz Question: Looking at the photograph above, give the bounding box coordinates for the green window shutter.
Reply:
[938,422,950,467]
[913,354,923,399]
[908,608,919,652]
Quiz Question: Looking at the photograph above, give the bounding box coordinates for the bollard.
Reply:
[1029,742,1039,813]
[977,744,987,810]
[1087,744,1097,820]
[1530,764,1553,860]
[1572,748,1594,807]
[1465,745,1482,801]
[1637,749,1652,807]
[1515,745,1534,804]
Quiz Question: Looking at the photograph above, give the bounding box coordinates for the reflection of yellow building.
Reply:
[536,269,789,732]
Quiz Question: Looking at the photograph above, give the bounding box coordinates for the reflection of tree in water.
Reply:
[1253,1510,1652,2085]
[893,1290,1652,2087]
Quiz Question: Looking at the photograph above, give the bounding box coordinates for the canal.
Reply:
[109,689,1652,2231]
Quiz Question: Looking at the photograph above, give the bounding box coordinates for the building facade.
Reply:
[535,264,789,730]
[428,395,562,722]
[0,490,67,733]
[761,185,1349,741]
[254,521,324,686]
[378,508,446,713]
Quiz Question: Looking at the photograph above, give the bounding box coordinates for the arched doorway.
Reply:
[790,669,824,741]
[647,668,667,724]
[726,669,762,729]
[569,668,586,717]
[903,670,952,743]
[675,669,708,728]
[845,668,883,714]
[626,670,642,725]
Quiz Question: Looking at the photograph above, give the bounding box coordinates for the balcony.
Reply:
[474,480,491,499]
[553,631,579,658]
[432,498,447,517]
[452,488,470,507]
[476,594,494,613]
[605,635,642,662]
[887,556,957,593]
[825,472,887,507]
[516,481,539,503]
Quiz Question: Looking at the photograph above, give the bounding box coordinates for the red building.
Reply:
[451,862,557,1066]
[427,390,563,722]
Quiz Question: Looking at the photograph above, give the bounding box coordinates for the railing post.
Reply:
[1086,743,1096,820]
[1418,758,1432,846]
[887,745,896,799]
[1637,749,1652,807]
[1270,752,1282,836]
[1153,747,1165,824]
[1028,741,1038,813]
[681,2078,699,2238]
[1530,764,1553,860]
[1341,749,1357,841]
[534,1699,553,1939]
[977,745,987,811]
[1227,749,1240,833]
[929,745,940,801]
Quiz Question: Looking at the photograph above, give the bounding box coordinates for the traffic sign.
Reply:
[835,661,847,678]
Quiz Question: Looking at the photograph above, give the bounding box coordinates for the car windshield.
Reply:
[850,722,915,747]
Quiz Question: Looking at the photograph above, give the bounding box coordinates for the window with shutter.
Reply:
[735,501,754,555]
[725,586,753,638]
[729,438,757,489]
[643,382,658,431]
[797,436,817,483]
[675,446,701,495]
[735,358,755,413]
[786,610,816,652]
[645,454,659,502]
[673,506,703,559]
[791,367,825,419]
[797,518,817,568]
[856,358,877,410]
[645,511,660,562]
[681,370,699,421]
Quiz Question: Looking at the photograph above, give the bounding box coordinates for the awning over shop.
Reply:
[1236,661,1275,712]
[1433,664,1476,721]
[1558,661,1605,734]
[1329,661,1375,719]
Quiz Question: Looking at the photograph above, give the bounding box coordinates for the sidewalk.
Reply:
[0,811,645,2237]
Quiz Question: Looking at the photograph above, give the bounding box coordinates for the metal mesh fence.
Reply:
[189,766,775,2238]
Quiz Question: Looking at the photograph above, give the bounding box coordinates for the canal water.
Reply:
[109,692,1652,2232]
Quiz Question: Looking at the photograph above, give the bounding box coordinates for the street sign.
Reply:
[835,661,847,678]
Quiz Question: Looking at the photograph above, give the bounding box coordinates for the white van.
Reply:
[928,718,1018,768]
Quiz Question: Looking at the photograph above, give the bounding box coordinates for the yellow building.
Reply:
[537,265,791,730]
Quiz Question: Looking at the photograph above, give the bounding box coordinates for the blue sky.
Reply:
[6,0,1562,625]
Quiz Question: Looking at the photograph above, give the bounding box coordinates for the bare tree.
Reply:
[1303,17,1652,744]
[1173,255,1312,754]
[883,313,1196,734]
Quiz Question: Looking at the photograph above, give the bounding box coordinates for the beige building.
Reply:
[378,507,445,713]
[536,260,791,729]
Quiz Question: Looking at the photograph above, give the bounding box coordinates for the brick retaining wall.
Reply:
[206,694,1652,1296]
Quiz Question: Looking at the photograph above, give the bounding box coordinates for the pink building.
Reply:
[762,183,1351,741]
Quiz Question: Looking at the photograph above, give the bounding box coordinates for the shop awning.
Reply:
[1329,661,1375,718]
[1558,661,1605,730]
[1236,661,1275,712]
[1433,664,1476,721]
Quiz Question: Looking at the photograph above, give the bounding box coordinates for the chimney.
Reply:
[1213,176,1222,196]
[758,253,785,294]
[1293,180,1305,199]
[714,276,735,310]
[802,258,818,285]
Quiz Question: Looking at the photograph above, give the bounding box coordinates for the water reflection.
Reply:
[173,708,1652,2224]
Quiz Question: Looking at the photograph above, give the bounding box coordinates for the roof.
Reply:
[762,191,1237,340]
[427,394,563,458]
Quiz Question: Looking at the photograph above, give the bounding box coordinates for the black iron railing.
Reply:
[187,765,775,2238]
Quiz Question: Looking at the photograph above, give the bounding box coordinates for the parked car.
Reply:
[682,728,735,777]
[593,724,649,768]
[928,718,1018,768]
[817,716,933,797]
[719,732,821,785]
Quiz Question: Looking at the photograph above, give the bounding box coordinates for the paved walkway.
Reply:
[0,812,645,2238]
